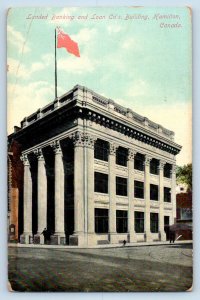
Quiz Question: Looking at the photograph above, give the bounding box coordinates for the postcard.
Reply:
[7,6,192,292]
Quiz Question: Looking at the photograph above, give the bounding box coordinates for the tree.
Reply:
[176,163,192,192]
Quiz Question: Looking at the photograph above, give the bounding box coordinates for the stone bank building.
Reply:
[8,85,181,247]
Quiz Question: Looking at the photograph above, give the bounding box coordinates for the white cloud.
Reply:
[127,79,149,97]
[7,81,55,134]
[121,38,135,50]
[7,25,30,54]
[71,28,97,44]
[107,24,122,34]
[134,102,192,166]
[7,55,51,80]
[58,54,97,74]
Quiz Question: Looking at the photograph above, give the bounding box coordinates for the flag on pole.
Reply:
[57,28,80,57]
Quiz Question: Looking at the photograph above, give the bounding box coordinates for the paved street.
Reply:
[8,243,193,292]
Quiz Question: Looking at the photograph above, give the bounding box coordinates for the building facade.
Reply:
[8,85,181,247]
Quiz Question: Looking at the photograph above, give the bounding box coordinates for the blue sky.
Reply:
[7,7,192,165]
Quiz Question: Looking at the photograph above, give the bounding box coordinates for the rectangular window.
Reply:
[135,211,144,233]
[94,139,109,161]
[116,210,128,233]
[116,176,127,196]
[116,147,128,167]
[94,172,108,193]
[134,181,144,199]
[164,216,170,226]
[150,159,159,175]
[164,187,171,202]
[134,153,145,171]
[180,208,192,220]
[150,184,158,201]
[95,208,108,233]
[150,213,159,233]
[164,163,172,178]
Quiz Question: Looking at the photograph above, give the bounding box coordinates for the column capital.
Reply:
[109,142,118,155]
[20,153,30,166]
[158,160,166,170]
[34,148,44,160]
[71,131,96,148]
[127,149,137,161]
[51,140,62,154]
[84,133,97,149]
[144,154,152,166]
[170,164,176,175]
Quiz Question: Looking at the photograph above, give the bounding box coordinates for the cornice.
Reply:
[8,84,182,156]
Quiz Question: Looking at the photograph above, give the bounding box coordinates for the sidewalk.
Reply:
[8,240,193,250]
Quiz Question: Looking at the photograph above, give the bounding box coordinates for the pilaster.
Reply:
[144,155,152,242]
[127,149,137,243]
[159,160,166,241]
[108,142,118,243]
[84,134,96,246]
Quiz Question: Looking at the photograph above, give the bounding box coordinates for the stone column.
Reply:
[34,148,47,244]
[51,141,65,245]
[85,134,96,246]
[171,164,176,224]
[159,160,166,241]
[127,149,137,243]
[144,155,152,242]
[20,154,32,244]
[69,132,85,246]
[108,143,117,244]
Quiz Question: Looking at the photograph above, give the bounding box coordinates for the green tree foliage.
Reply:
[176,163,192,191]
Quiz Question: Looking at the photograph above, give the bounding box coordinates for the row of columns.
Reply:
[20,141,66,244]
[20,131,176,245]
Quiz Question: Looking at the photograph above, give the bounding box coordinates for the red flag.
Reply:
[57,29,80,57]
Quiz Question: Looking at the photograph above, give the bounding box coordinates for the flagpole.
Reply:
[55,28,57,99]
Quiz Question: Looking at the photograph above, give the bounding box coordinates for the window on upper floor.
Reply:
[134,180,144,199]
[134,153,145,171]
[164,163,172,178]
[116,176,127,196]
[150,184,158,201]
[116,146,128,167]
[164,187,171,202]
[94,172,108,193]
[150,158,159,175]
[94,139,109,161]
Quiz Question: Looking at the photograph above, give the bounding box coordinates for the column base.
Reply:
[69,233,86,247]
[33,234,44,244]
[51,233,66,245]
[144,231,153,242]
[20,232,32,244]
[159,231,166,242]
[127,231,137,243]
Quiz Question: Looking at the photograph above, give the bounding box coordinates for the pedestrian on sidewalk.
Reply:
[123,240,127,247]
[169,230,176,243]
